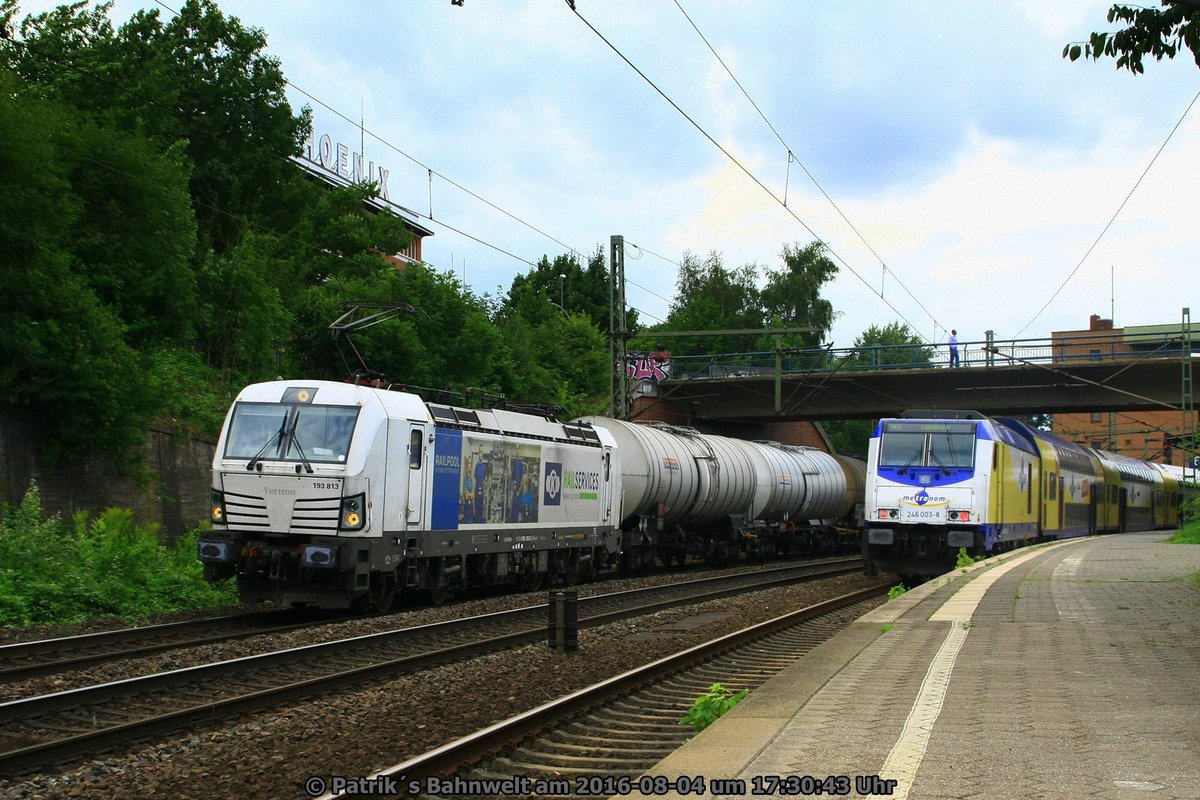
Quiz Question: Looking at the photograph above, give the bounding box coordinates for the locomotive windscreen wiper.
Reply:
[286,412,315,474]
[246,416,288,471]
[897,445,925,475]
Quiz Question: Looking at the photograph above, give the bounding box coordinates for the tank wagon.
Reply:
[862,411,1182,579]
[577,418,863,568]
[198,380,864,610]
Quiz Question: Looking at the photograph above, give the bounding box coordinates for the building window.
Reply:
[1090,412,1102,423]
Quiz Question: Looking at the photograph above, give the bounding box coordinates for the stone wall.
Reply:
[0,410,215,543]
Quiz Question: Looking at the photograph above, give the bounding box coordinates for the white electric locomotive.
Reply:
[199,381,621,610]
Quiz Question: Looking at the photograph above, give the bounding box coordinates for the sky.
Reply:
[14,1,1200,351]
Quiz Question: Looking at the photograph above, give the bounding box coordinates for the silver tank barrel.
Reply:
[578,418,759,528]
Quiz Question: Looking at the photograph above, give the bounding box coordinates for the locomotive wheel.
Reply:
[368,573,397,613]
[428,561,454,606]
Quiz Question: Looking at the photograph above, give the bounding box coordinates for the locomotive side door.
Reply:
[406,425,426,527]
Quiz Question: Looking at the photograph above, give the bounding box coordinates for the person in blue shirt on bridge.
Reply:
[948,330,960,367]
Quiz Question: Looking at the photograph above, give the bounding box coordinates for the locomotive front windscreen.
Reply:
[225,402,360,464]
[879,421,976,470]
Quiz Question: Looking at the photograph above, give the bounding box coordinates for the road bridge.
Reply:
[644,332,1195,422]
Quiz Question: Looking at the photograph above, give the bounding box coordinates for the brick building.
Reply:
[1051,314,1195,466]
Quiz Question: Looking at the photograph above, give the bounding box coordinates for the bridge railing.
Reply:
[662,332,1191,381]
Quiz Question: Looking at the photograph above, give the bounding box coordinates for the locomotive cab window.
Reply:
[409,430,423,469]
[879,421,975,470]
[226,402,359,464]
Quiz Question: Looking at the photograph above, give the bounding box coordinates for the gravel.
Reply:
[0,569,884,800]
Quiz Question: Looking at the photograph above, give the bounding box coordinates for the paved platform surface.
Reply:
[631,532,1200,799]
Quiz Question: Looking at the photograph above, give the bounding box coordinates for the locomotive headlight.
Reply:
[210,490,226,524]
[339,493,366,531]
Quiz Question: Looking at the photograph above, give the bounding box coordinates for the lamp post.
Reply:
[559,273,566,311]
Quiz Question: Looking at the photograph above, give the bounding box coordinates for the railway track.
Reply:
[0,608,351,682]
[0,557,861,777]
[324,584,888,800]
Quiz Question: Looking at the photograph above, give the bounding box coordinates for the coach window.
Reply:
[409,430,422,469]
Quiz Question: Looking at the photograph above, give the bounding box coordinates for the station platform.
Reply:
[631,531,1200,800]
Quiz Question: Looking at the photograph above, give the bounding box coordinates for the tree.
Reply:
[1064,3,1200,73]
[647,251,763,356]
[4,0,312,258]
[0,76,186,462]
[760,241,838,349]
[847,321,933,370]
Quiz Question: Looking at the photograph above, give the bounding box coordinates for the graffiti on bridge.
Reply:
[626,352,671,381]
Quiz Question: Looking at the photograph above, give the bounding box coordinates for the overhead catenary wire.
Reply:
[567,1,936,345]
[668,0,943,336]
[1012,86,1200,340]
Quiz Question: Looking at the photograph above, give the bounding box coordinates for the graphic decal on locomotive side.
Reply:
[431,430,542,528]
[543,462,562,507]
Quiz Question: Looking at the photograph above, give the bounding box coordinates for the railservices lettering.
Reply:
[564,470,601,491]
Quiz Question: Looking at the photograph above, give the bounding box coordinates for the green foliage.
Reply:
[0,484,236,627]
[1179,494,1200,528]
[1166,526,1200,545]
[760,241,838,349]
[640,241,838,358]
[849,321,933,369]
[955,547,982,569]
[887,583,908,601]
[678,683,749,733]
[1064,4,1200,74]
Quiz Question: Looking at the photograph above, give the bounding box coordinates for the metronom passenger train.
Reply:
[862,410,1183,579]
[198,380,865,610]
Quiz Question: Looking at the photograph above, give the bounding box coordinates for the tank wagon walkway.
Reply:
[630,532,1200,800]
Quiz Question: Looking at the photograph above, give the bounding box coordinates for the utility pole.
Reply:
[1183,307,1194,473]
[609,235,629,419]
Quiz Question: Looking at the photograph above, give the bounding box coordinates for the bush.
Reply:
[0,483,236,627]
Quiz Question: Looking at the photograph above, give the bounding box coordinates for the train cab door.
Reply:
[386,423,427,530]
[405,426,426,527]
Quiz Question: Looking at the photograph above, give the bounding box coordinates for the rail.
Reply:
[660,330,1195,381]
